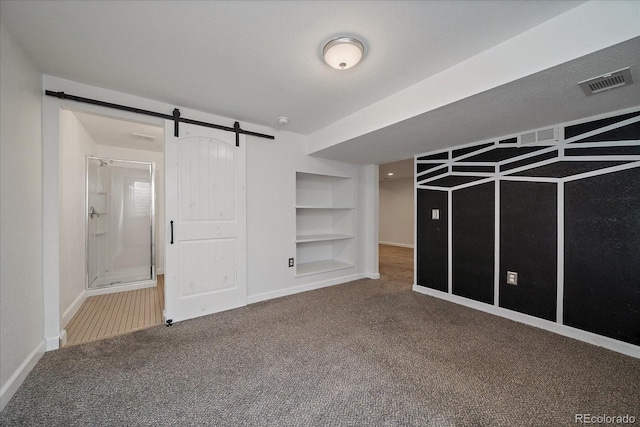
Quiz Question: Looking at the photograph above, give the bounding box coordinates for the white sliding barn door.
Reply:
[164,122,246,324]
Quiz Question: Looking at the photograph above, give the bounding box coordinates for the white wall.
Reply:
[94,145,165,274]
[379,178,414,247]
[308,1,640,155]
[358,164,379,278]
[42,75,379,345]
[0,23,45,411]
[59,110,96,326]
[246,131,378,302]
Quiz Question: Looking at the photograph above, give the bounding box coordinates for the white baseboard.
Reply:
[45,336,59,351]
[62,289,87,329]
[0,340,45,411]
[379,241,414,249]
[156,267,164,275]
[59,329,68,347]
[366,273,381,279]
[86,279,156,297]
[413,285,640,359]
[248,273,368,304]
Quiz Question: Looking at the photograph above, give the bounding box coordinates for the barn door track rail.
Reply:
[45,90,274,145]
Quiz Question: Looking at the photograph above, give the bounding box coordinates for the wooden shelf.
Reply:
[295,172,355,279]
[295,234,354,243]
[295,260,353,277]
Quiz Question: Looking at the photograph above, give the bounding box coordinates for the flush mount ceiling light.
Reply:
[323,37,364,70]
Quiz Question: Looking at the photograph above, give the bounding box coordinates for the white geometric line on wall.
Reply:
[563,114,640,144]
[413,106,640,356]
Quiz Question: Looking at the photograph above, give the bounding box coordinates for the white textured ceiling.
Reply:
[0,0,584,135]
[315,37,640,165]
[74,111,164,153]
[379,159,414,181]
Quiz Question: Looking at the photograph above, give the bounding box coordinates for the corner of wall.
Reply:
[58,110,97,328]
[0,341,45,411]
[0,21,45,411]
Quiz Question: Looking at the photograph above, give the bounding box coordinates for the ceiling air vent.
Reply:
[578,67,633,96]
[131,132,156,142]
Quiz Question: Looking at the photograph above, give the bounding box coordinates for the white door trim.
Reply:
[42,96,164,350]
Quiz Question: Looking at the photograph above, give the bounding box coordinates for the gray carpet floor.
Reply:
[2,245,639,426]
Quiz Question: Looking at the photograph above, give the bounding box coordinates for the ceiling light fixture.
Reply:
[323,37,364,70]
[388,172,394,176]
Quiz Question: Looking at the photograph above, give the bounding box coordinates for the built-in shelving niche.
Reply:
[295,172,355,277]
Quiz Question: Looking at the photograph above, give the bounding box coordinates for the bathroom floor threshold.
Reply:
[64,275,164,347]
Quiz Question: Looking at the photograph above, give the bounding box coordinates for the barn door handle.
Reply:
[170,220,174,245]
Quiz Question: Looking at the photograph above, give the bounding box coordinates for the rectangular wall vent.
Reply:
[131,132,156,142]
[579,67,633,96]
[537,128,556,142]
[519,127,558,145]
[521,132,536,145]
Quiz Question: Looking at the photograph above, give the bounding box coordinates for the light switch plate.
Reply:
[432,209,440,220]
[507,271,518,285]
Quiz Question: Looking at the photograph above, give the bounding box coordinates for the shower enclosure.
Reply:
[86,157,156,290]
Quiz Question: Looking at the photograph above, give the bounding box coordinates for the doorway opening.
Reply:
[378,158,414,282]
[59,109,165,346]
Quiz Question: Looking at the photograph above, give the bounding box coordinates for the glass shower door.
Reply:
[87,157,155,289]
[87,158,101,287]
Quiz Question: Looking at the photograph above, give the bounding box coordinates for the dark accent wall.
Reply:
[416,190,448,291]
[500,151,558,172]
[464,147,545,162]
[564,167,640,345]
[427,176,487,187]
[572,120,639,142]
[565,146,640,156]
[453,142,493,158]
[500,181,557,321]
[452,165,495,173]
[418,152,448,161]
[415,108,640,347]
[417,163,445,174]
[512,161,630,178]
[452,183,494,304]
[564,110,640,139]
[418,166,448,180]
